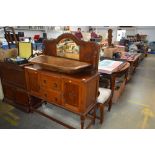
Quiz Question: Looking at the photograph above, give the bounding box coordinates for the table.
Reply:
[121,53,142,80]
[99,61,130,104]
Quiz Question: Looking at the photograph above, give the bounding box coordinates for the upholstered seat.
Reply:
[96,87,112,124]
[97,88,111,104]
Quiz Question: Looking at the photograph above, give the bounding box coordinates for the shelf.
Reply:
[14,28,45,31]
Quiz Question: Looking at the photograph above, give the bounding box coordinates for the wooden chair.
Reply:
[96,62,130,124]
[96,87,112,124]
[4,27,19,49]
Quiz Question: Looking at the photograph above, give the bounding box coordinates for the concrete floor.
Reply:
[0,54,155,129]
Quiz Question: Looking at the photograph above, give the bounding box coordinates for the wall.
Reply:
[70,26,89,32]
[136,26,155,42]
[94,26,117,42]
[46,30,64,39]
[1,26,155,42]
[117,26,155,42]
[0,29,4,40]
[124,28,136,37]
[96,26,155,42]
[46,26,89,39]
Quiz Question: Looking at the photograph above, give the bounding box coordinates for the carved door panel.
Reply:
[25,70,40,97]
[62,79,81,112]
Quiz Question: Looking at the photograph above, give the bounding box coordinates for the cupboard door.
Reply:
[62,79,80,112]
[1,63,26,89]
[26,70,40,96]
[15,88,29,106]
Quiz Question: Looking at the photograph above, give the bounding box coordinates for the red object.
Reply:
[91,32,98,39]
[34,35,40,41]
[74,32,83,40]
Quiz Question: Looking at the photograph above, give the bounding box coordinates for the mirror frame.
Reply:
[43,33,100,73]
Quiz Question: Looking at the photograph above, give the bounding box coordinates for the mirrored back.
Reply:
[56,38,80,60]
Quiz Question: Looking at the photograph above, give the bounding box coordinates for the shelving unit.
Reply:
[14,26,46,31]
[14,28,45,31]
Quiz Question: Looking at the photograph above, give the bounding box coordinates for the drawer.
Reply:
[41,89,61,105]
[40,74,61,91]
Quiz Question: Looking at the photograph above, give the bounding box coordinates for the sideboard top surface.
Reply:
[29,55,91,74]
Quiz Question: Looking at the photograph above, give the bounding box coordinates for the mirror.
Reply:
[56,38,80,60]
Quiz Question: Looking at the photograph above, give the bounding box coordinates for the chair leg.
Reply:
[99,104,104,124]
[108,98,112,112]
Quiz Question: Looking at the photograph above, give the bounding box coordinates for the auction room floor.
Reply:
[0,54,155,129]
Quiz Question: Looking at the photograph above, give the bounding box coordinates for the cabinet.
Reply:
[25,33,100,128]
[25,66,99,114]
[0,62,41,112]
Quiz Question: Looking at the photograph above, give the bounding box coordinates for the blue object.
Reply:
[2,44,16,50]
[148,51,155,54]
[149,42,155,51]
[33,43,44,51]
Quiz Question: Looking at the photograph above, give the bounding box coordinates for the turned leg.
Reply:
[100,104,104,124]
[80,115,85,129]
[108,98,112,112]
[43,101,47,105]
[93,105,96,125]
[29,96,34,113]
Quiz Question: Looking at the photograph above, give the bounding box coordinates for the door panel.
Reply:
[27,70,40,96]
[62,79,80,112]
[15,88,29,106]
[3,84,14,101]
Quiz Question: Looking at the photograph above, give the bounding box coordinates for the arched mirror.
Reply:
[56,38,80,60]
